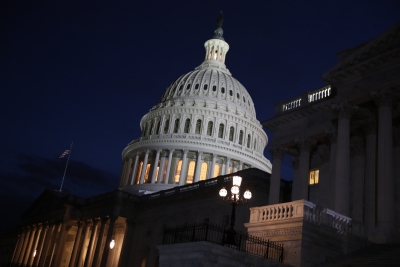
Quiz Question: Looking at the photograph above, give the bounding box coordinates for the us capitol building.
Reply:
[1,17,400,267]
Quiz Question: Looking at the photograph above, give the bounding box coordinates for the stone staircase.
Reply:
[313,243,400,267]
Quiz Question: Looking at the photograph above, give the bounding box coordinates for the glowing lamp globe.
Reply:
[110,239,115,249]
[231,185,240,195]
[219,187,227,197]
[243,190,252,200]
[232,176,242,187]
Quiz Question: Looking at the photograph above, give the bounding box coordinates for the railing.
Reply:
[275,85,334,116]
[162,223,284,263]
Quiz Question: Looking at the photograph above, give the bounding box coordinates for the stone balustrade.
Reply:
[308,85,332,103]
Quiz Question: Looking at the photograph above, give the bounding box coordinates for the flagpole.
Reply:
[59,141,73,192]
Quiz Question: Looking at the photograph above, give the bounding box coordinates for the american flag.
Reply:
[59,148,70,158]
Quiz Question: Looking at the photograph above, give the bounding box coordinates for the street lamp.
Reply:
[219,175,252,246]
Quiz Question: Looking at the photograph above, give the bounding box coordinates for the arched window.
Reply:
[239,130,244,145]
[200,162,208,181]
[155,120,161,135]
[195,84,199,89]
[195,119,202,134]
[221,87,225,94]
[229,126,234,141]
[203,84,208,90]
[184,118,190,133]
[218,123,224,138]
[147,121,153,136]
[229,90,233,96]
[163,119,170,134]
[213,164,220,177]
[207,121,213,136]
[247,134,251,148]
[186,161,195,183]
[174,160,182,183]
[173,118,180,133]
[212,85,217,92]
[142,125,147,137]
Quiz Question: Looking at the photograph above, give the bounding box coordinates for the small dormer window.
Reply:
[186,84,191,90]
[229,90,233,96]
[237,93,240,99]
[179,85,183,91]
[221,87,225,94]
[243,96,246,102]
[203,84,208,90]
[195,84,199,89]
[212,85,217,92]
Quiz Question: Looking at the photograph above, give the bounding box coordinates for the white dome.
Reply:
[118,25,271,195]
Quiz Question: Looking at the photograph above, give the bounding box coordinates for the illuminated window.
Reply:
[163,119,169,134]
[186,161,195,183]
[144,164,151,183]
[229,126,234,141]
[200,162,208,181]
[214,164,220,177]
[174,160,182,182]
[218,123,224,138]
[162,159,168,183]
[184,118,190,133]
[195,119,202,134]
[309,169,319,185]
[239,130,244,145]
[135,162,143,184]
[207,121,213,136]
[173,118,180,133]
[247,134,251,148]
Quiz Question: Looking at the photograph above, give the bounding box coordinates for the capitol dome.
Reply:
[118,22,271,194]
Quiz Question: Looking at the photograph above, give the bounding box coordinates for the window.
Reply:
[147,121,153,136]
[186,84,191,90]
[186,161,195,183]
[179,85,183,91]
[142,125,147,137]
[221,87,225,93]
[163,119,169,134]
[175,160,182,182]
[212,85,217,92]
[213,164,220,177]
[229,126,234,141]
[229,90,233,96]
[243,96,246,102]
[195,119,202,134]
[239,130,244,145]
[207,121,213,136]
[155,120,161,135]
[200,162,208,181]
[203,84,208,90]
[173,118,180,133]
[237,93,240,99]
[184,118,190,133]
[218,123,224,138]
[309,169,319,185]
[195,84,199,89]
[247,134,251,148]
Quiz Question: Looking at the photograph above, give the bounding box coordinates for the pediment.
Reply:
[323,22,400,82]
[22,189,67,219]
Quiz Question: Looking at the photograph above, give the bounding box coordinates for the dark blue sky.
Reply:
[1,0,399,233]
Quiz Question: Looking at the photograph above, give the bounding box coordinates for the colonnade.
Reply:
[11,217,122,267]
[120,149,249,187]
[268,89,399,241]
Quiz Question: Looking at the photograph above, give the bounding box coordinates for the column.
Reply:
[17,226,31,265]
[92,218,109,267]
[116,220,135,267]
[291,157,300,201]
[13,228,26,265]
[28,223,42,266]
[268,146,285,204]
[122,157,132,186]
[52,220,69,267]
[129,152,140,185]
[157,153,166,183]
[22,225,36,266]
[179,150,189,185]
[68,221,85,267]
[73,221,91,267]
[164,150,174,184]
[208,154,216,179]
[193,151,203,183]
[38,223,57,267]
[224,157,231,175]
[371,89,395,242]
[238,161,243,171]
[296,138,316,200]
[32,223,48,267]
[333,102,357,216]
[119,161,128,187]
[350,136,365,222]
[150,150,161,183]
[47,222,62,267]
[318,145,330,208]
[139,150,150,184]
[83,219,100,267]
[325,129,337,210]
[99,217,117,267]
[363,118,377,233]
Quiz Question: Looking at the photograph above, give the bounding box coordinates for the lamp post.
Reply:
[219,175,252,246]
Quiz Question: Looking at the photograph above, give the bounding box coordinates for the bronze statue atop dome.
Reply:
[217,11,224,28]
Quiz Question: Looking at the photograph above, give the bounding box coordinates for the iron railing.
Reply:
[162,223,284,263]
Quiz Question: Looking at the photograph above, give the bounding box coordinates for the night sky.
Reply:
[1,0,399,234]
